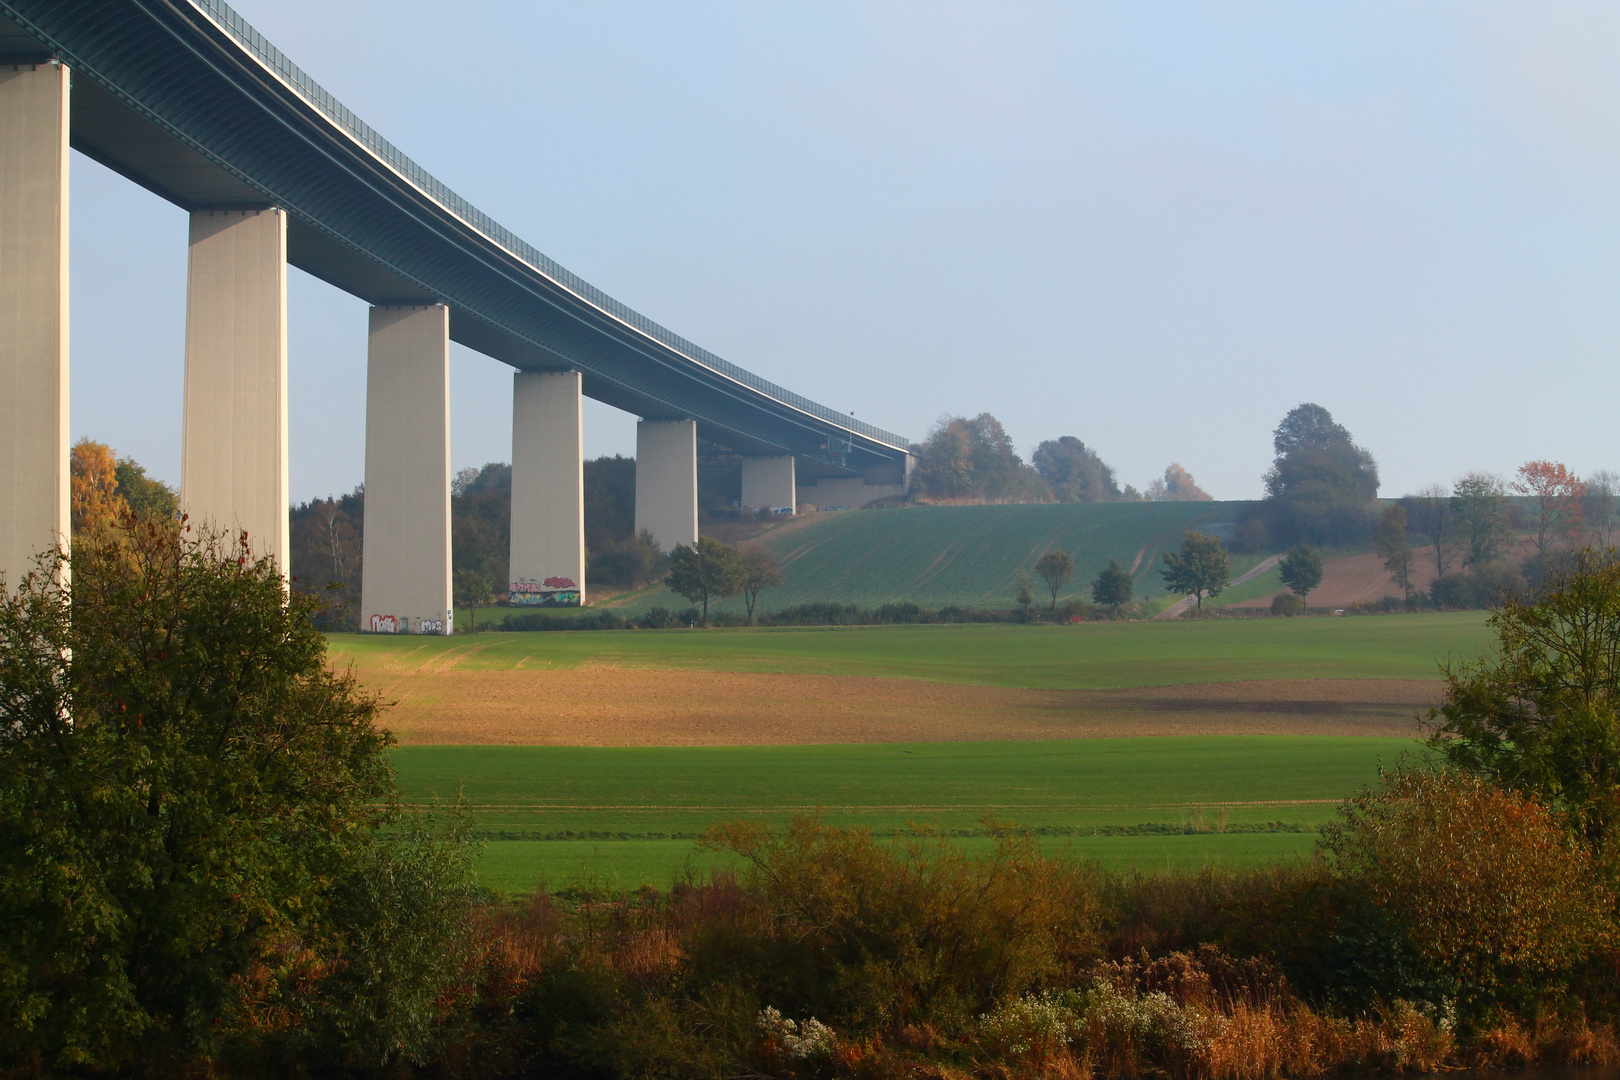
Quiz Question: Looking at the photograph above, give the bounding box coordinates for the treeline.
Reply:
[910,414,1211,505]
[12,528,1620,1076]
[503,599,1124,633]
[1372,460,1614,609]
[287,456,658,628]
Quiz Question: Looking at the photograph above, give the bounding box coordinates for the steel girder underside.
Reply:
[0,0,911,479]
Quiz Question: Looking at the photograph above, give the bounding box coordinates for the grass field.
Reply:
[392,735,1426,893]
[597,501,1250,616]
[349,612,1488,891]
[333,611,1489,690]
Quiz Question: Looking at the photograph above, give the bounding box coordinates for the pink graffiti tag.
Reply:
[543,576,576,589]
[369,614,398,634]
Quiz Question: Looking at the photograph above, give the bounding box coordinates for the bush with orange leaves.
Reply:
[1322,769,1615,1015]
[699,816,1108,1034]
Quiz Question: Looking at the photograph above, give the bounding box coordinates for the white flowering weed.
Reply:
[758,1006,838,1061]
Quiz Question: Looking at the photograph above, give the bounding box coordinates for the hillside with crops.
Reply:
[600,500,1261,616]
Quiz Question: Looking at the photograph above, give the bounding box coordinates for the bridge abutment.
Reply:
[0,60,70,584]
[741,455,795,514]
[508,371,584,608]
[634,419,698,553]
[181,208,289,568]
[359,305,452,635]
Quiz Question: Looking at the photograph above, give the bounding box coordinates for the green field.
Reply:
[333,611,1490,690]
[354,612,1490,892]
[599,501,1252,616]
[393,736,1428,893]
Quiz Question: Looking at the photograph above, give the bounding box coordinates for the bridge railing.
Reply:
[191,0,910,454]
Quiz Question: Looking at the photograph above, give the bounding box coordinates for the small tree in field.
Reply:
[739,544,785,621]
[1013,570,1034,616]
[1160,531,1229,614]
[1033,550,1074,611]
[1375,504,1415,608]
[1091,559,1133,615]
[1278,544,1324,607]
[665,536,746,625]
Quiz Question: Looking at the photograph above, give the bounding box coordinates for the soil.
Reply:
[373,668,1440,746]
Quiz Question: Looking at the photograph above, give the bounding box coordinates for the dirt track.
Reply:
[374,668,1440,746]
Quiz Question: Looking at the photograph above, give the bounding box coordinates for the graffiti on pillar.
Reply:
[509,576,581,607]
[418,618,446,635]
[370,614,399,634]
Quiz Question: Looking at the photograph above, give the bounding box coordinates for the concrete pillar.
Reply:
[508,371,584,607]
[742,455,795,513]
[181,208,288,568]
[360,305,452,635]
[634,419,697,552]
[0,61,70,584]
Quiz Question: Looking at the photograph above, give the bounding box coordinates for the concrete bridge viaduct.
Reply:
[0,0,913,632]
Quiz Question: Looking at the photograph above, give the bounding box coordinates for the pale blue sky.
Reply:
[68,1,1620,502]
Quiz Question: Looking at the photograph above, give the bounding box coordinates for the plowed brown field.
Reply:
[373,668,1439,746]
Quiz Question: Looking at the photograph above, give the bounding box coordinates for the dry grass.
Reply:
[372,670,1439,746]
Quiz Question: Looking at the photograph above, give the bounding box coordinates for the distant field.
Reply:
[392,736,1422,893]
[332,611,1489,691]
[354,614,1483,889]
[596,501,1250,616]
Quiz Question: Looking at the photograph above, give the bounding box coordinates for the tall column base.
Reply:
[360,305,452,635]
[0,61,70,583]
[634,419,697,552]
[509,371,584,607]
[181,207,289,569]
[742,455,796,514]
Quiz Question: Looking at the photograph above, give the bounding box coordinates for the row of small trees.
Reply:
[1013,549,1138,616]
[1016,532,1329,619]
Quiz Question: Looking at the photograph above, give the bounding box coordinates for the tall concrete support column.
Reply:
[634,419,697,552]
[508,371,584,607]
[181,208,288,568]
[741,455,795,513]
[360,305,452,635]
[0,61,70,583]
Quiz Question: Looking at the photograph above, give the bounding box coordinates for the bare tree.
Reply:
[1586,470,1620,548]
[1405,484,1455,583]
[738,545,785,621]
[1034,549,1075,610]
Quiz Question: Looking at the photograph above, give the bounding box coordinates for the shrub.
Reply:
[1270,593,1306,617]
[1321,770,1613,1014]
[698,817,1107,1032]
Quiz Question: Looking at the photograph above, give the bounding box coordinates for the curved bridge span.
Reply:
[0,0,913,628]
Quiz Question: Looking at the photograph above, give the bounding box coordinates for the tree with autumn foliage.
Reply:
[69,438,128,537]
[1514,460,1585,558]
[1147,463,1212,502]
